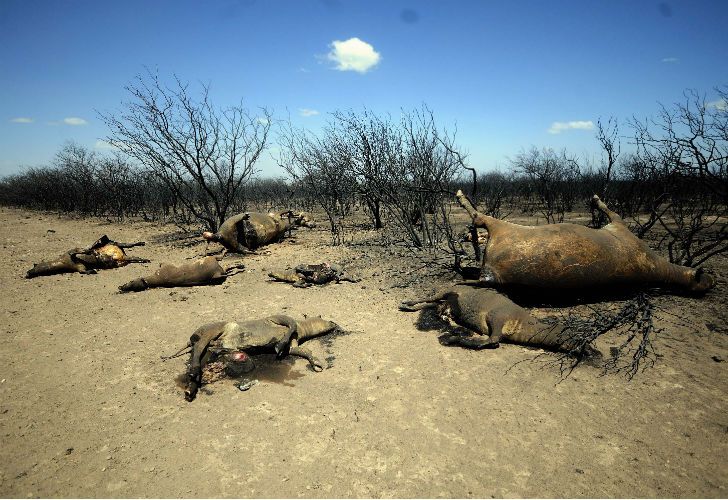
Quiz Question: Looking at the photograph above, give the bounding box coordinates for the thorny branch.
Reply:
[542,292,664,380]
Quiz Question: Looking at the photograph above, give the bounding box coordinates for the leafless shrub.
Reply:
[545,292,663,379]
[629,86,728,265]
[0,142,159,221]
[471,170,516,219]
[333,106,466,253]
[277,121,359,242]
[589,117,621,227]
[99,69,271,231]
[279,106,469,259]
[511,147,582,223]
[656,188,728,267]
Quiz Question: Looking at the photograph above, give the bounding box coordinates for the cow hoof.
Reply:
[438,334,459,345]
[237,379,259,391]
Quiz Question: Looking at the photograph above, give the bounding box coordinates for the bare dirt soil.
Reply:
[1,206,727,498]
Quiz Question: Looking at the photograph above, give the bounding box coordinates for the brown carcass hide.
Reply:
[455,191,714,294]
[400,285,599,356]
[118,256,245,292]
[202,211,315,256]
[25,235,149,278]
[175,315,339,401]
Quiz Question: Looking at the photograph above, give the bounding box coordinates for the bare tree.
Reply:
[329,106,465,250]
[99,70,271,231]
[277,121,358,242]
[54,141,101,215]
[591,117,621,227]
[595,116,621,197]
[512,147,582,223]
[630,86,728,265]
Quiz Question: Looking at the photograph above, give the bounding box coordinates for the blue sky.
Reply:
[1,0,726,177]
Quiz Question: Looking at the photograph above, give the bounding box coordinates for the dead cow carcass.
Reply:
[176,315,339,401]
[119,256,245,292]
[268,263,360,288]
[455,190,714,294]
[202,211,315,256]
[26,235,149,278]
[400,285,599,356]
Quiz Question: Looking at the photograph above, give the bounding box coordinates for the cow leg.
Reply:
[440,315,501,349]
[114,241,145,248]
[124,257,151,264]
[288,338,324,371]
[268,270,301,284]
[399,290,454,311]
[591,195,624,225]
[266,315,298,356]
[224,263,246,276]
[338,272,361,283]
[440,334,500,349]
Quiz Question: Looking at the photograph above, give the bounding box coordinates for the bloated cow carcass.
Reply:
[202,211,315,257]
[455,190,714,295]
[26,235,149,278]
[119,256,245,292]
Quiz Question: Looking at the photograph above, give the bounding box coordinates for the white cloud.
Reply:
[94,140,116,150]
[256,117,270,125]
[548,120,595,134]
[661,57,679,63]
[63,117,88,126]
[299,67,310,73]
[707,98,727,111]
[11,117,34,123]
[327,37,381,73]
[299,108,319,117]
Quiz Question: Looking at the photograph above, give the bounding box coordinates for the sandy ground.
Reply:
[0,206,727,498]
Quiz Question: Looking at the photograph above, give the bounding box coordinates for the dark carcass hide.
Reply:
[268,263,360,288]
[202,211,315,256]
[178,315,338,401]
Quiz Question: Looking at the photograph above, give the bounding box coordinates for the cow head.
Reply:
[688,268,715,294]
[280,211,316,229]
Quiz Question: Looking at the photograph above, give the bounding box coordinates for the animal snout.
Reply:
[691,268,715,294]
[118,278,147,293]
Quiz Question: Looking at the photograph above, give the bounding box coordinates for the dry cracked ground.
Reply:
[0,206,727,498]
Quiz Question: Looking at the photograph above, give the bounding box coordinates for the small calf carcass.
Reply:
[202,211,315,257]
[26,235,149,278]
[177,315,339,401]
[400,285,598,356]
[268,263,360,288]
[455,190,714,294]
[118,256,245,292]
